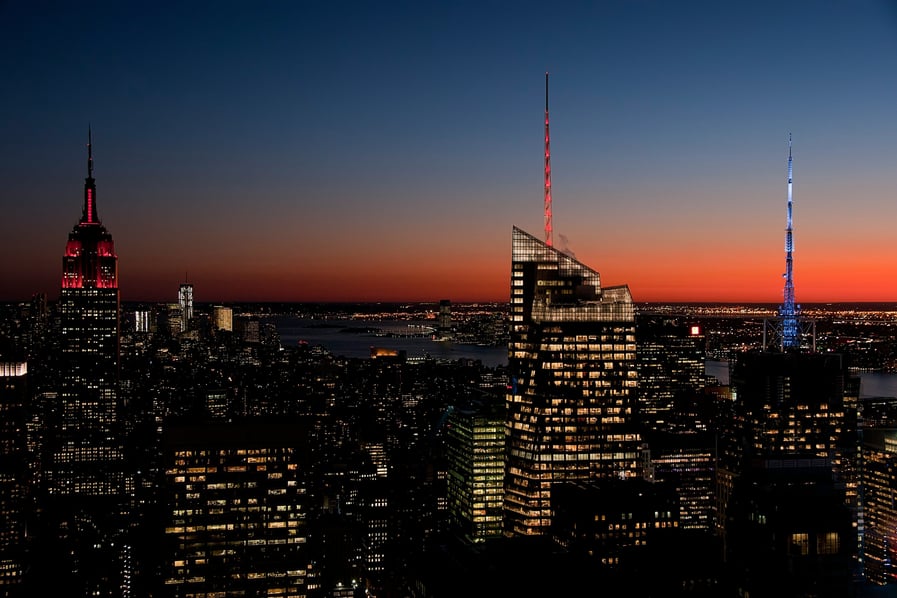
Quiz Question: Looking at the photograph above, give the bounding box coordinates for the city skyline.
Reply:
[3,1,897,303]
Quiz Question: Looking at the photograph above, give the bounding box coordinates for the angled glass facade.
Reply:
[505,227,641,536]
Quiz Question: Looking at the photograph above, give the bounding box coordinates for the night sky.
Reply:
[3,1,897,303]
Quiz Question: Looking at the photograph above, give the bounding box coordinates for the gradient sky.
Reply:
[2,1,897,304]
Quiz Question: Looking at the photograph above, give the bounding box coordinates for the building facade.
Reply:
[177,283,193,332]
[721,350,858,595]
[445,401,505,543]
[162,422,314,596]
[212,305,233,332]
[860,428,897,585]
[0,362,28,591]
[38,136,134,595]
[504,227,640,536]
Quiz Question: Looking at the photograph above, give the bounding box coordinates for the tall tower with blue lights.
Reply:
[779,134,800,350]
[764,135,813,352]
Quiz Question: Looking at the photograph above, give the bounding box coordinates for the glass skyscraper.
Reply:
[504,227,641,536]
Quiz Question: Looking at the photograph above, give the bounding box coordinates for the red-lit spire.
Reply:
[82,126,99,225]
[544,72,553,247]
[64,128,118,290]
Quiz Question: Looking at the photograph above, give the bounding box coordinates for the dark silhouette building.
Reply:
[0,362,28,592]
[721,350,859,596]
[635,315,706,432]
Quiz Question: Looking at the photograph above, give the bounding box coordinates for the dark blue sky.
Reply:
[3,1,897,302]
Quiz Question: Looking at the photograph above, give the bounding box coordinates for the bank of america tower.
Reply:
[505,227,642,536]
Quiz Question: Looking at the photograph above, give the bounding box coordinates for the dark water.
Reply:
[705,360,897,399]
[274,320,897,398]
[274,317,508,368]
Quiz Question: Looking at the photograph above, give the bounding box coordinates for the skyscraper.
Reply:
[446,401,505,543]
[721,351,857,595]
[635,315,705,432]
[212,305,233,332]
[162,422,313,596]
[860,428,897,586]
[38,132,133,595]
[0,362,28,591]
[177,282,193,332]
[504,227,641,536]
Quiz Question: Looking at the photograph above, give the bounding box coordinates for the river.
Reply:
[705,360,897,399]
[274,319,897,397]
[274,317,508,368]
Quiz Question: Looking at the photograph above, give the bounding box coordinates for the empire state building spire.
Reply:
[62,130,118,290]
[82,127,99,224]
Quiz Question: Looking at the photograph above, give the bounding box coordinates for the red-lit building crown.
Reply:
[61,133,118,289]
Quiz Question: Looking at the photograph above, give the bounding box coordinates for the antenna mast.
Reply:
[779,133,799,349]
[544,72,553,247]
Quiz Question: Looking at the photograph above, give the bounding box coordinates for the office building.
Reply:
[177,283,193,331]
[505,226,640,536]
[0,362,28,590]
[134,309,152,334]
[721,351,858,595]
[235,316,260,344]
[445,400,505,543]
[212,305,233,332]
[162,421,314,596]
[36,135,134,595]
[724,458,854,597]
[437,300,451,339]
[860,428,897,585]
[644,431,716,532]
[551,478,679,567]
[635,315,705,432]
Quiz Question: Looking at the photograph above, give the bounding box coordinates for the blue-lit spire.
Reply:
[779,133,800,350]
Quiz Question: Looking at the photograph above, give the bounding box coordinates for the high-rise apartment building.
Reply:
[38,135,134,595]
[505,226,641,536]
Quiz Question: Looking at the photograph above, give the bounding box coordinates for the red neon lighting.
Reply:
[97,241,115,257]
[61,271,83,289]
[86,189,93,223]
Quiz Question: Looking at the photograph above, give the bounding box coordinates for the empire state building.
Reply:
[39,132,133,596]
